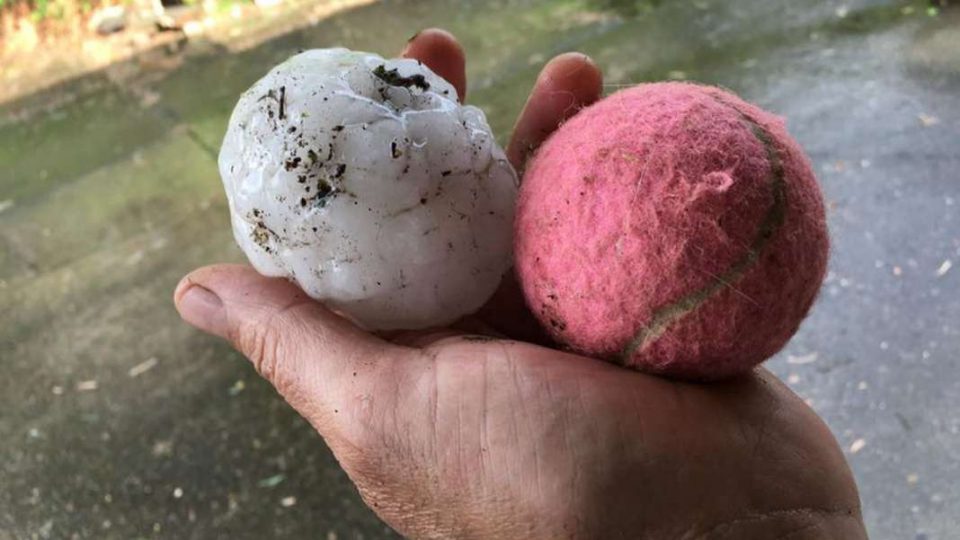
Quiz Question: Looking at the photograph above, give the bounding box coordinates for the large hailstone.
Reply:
[219,49,518,330]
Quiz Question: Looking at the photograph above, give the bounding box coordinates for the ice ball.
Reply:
[219,48,518,330]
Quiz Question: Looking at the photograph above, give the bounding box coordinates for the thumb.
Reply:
[173,264,409,443]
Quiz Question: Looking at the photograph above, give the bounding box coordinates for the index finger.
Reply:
[401,28,467,103]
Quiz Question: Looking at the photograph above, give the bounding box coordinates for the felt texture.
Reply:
[514,82,829,380]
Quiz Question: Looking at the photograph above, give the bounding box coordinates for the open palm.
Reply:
[175,30,866,539]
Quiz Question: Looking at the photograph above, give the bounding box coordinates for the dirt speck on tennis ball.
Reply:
[220,49,517,330]
[515,83,829,380]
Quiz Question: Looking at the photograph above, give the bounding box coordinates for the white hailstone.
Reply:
[219,48,518,330]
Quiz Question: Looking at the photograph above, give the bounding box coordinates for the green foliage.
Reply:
[31,0,49,21]
[2,0,248,25]
[1,0,106,23]
[586,0,663,16]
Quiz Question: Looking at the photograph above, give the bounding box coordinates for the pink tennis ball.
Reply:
[515,83,829,380]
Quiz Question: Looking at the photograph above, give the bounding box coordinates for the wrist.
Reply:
[689,506,868,540]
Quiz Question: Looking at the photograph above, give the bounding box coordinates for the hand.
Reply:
[174,30,866,539]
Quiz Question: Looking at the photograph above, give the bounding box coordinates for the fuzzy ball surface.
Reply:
[515,83,829,380]
[219,49,517,330]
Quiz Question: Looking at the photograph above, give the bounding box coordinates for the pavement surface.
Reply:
[1,0,958,538]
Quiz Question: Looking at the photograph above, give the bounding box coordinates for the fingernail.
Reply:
[400,31,423,57]
[176,283,227,337]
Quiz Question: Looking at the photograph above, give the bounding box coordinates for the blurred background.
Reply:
[1,0,958,538]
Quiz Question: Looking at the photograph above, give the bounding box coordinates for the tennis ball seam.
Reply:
[618,97,788,363]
